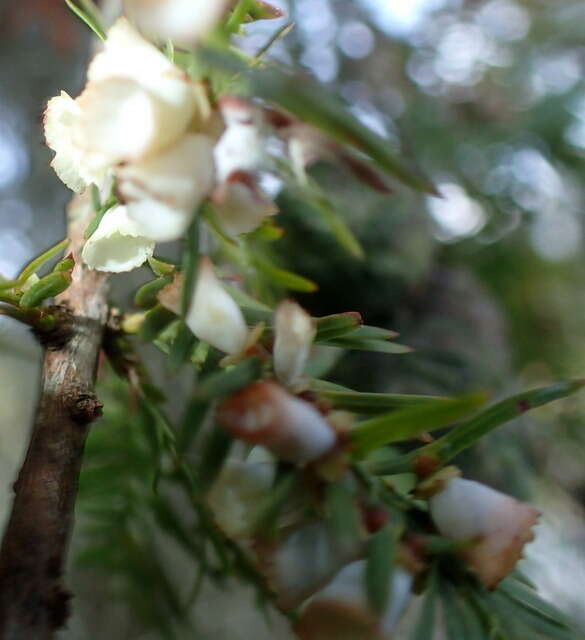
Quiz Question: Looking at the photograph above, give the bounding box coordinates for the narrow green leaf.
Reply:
[19,271,72,309]
[197,427,232,491]
[322,336,412,354]
[223,283,274,324]
[84,197,117,239]
[252,255,317,292]
[168,322,197,372]
[52,256,74,273]
[17,238,69,284]
[192,357,262,403]
[246,1,284,21]
[316,389,450,415]
[410,568,438,640]
[490,591,578,640]
[178,398,210,454]
[312,194,364,259]
[181,220,199,317]
[368,380,585,475]
[325,480,359,546]
[441,584,472,640]
[352,393,487,458]
[150,496,201,556]
[365,525,396,614]
[498,577,577,633]
[251,472,298,537]
[64,0,106,40]
[134,276,173,309]
[315,312,362,341]
[351,325,399,340]
[138,305,177,343]
[148,256,176,277]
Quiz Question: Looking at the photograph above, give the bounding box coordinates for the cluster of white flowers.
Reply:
[44,13,277,273]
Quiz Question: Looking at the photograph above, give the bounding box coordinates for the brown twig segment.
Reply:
[0,199,108,639]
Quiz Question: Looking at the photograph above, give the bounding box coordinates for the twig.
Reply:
[0,196,109,639]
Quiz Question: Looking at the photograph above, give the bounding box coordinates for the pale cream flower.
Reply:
[44,18,201,193]
[117,133,215,242]
[429,476,540,588]
[81,205,155,272]
[296,561,413,640]
[77,17,198,162]
[184,258,248,354]
[217,381,337,464]
[124,0,234,49]
[212,171,277,237]
[44,91,109,193]
[273,300,315,389]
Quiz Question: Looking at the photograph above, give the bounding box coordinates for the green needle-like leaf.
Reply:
[352,393,487,458]
[368,380,585,475]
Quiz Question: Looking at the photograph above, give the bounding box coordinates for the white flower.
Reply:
[44,91,109,193]
[217,381,337,464]
[44,18,201,192]
[184,258,248,354]
[429,476,540,589]
[273,300,315,389]
[81,205,155,272]
[207,456,276,539]
[77,18,198,162]
[212,171,277,237]
[214,96,269,183]
[296,560,413,640]
[117,133,215,242]
[123,0,234,49]
[256,521,364,610]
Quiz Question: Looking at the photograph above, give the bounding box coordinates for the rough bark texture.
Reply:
[0,199,108,639]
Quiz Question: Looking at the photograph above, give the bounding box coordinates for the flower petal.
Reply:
[84,17,197,156]
[273,300,315,389]
[186,258,248,354]
[124,0,235,49]
[44,91,109,192]
[118,133,215,242]
[212,171,277,237]
[429,477,540,589]
[81,205,155,272]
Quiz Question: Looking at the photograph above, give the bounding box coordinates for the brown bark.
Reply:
[0,199,109,639]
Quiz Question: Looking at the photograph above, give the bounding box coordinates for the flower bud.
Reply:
[217,381,337,464]
[184,258,248,354]
[81,205,155,272]
[212,171,277,237]
[256,521,364,610]
[428,476,540,589]
[124,0,234,49]
[296,560,413,640]
[117,134,215,242]
[273,300,315,389]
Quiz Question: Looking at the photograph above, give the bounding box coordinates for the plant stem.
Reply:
[0,196,109,639]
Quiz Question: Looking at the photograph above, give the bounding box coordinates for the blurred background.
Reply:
[2,0,585,637]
